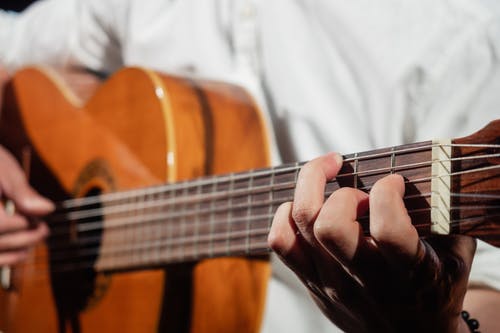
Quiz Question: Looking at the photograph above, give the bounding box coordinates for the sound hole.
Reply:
[48,187,105,333]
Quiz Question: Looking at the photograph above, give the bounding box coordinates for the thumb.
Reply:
[9,186,54,216]
[0,146,54,216]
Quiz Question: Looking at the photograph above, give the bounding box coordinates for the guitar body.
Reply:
[0,67,271,332]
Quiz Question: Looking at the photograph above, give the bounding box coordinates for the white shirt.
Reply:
[2,1,500,332]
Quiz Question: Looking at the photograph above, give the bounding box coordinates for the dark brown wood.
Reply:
[451,120,500,247]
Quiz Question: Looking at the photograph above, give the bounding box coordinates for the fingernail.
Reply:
[333,152,343,166]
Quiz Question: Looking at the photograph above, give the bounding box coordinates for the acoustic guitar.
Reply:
[0,67,498,333]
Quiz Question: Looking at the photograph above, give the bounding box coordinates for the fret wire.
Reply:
[353,152,359,189]
[165,186,174,261]
[226,174,234,256]
[390,147,395,175]
[131,192,139,266]
[139,191,147,264]
[245,171,254,255]
[152,191,160,264]
[209,177,217,258]
[194,181,202,260]
[268,166,276,242]
[179,183,188,261]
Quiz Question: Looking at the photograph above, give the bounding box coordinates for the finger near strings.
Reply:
[0,223,49,251]
[369,174,419,260]
[313,187,369,263]
[292,153,343,243]
[0,249,29,266]
[268,202,313,275]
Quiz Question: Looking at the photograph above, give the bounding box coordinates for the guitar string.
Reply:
[46,151,500,227]
[45,203,499,256]
[52,142,500,211]
[16,145,500,274]
[45,162,500,236]
[45,193,500,244]
[26,212,500,277]
[42,166,499,260]
[35,195,499,269]
[25,211,500,276]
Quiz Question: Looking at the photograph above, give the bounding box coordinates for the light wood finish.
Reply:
[0,66,271,333]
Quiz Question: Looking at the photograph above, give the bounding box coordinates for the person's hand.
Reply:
[268,153,476,333]
[0,145,53,265]
[0,68,54,266]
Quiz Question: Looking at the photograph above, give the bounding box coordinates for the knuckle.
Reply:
[313,215,344,245]
[268,231,287,255]
[371,213,412,243]
[313,218,332,243]
[291,205,318,227]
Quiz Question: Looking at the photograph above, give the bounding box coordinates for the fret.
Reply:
[272,163,299,202]
[138,191,147,265]
[228,173,252,255]
[245,172,254,255]
[193,181,202,260]
[179,182,189,261]
[141,190,151,265]
[149,189,160,264]
[208,177,218,258]
[390,147,396,174]
[195,178,215,260]
[268,166,276,232]
[121,194,134,268]
[165,186,175,262]
[226,174,235,256]
[180,182,200,261]
[353,152,359,189]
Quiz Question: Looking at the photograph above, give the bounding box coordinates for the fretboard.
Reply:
[47,140,442,273]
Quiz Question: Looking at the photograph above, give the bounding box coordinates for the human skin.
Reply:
[0,67,53,265]
[268,153,499,332]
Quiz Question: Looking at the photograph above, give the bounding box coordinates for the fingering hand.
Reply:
[268,153,476,333]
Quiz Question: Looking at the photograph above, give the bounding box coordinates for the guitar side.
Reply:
[0,66,271,333]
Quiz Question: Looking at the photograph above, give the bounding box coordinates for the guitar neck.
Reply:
[47,135,500,273]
